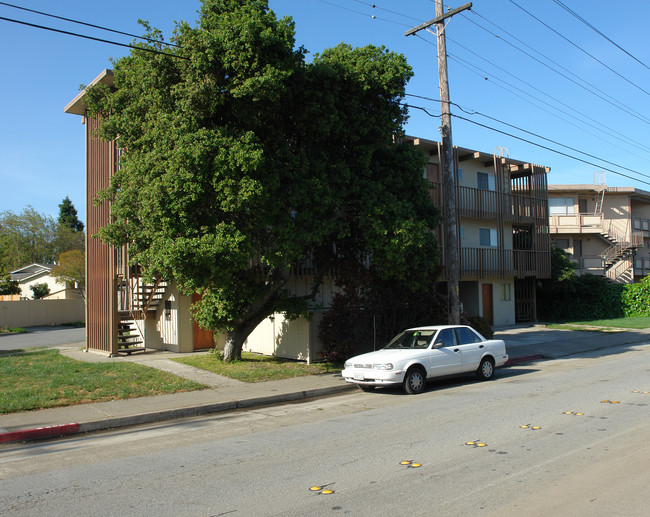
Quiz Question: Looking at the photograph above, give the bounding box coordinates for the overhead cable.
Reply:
[0,1,179,47]
[406,94,650,179]
[552,0,650,72]
[0,16,187,59]
[463,10,650,125]
[507,0,650,97]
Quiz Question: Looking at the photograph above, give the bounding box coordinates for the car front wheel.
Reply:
[403,366,426,394]
[476,357,495,380]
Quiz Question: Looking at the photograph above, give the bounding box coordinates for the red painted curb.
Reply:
[0,423,80,444]
[505,354,543,366]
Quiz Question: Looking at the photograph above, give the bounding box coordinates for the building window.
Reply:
[479,228,497,247]
[460,226,465,240]
[549,197,575,215]
[477,172,495,191]
[553,238,570,250]
[458,168,463,181]
[501,283,511,301]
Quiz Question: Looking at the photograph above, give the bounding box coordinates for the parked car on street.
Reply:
[341,325,508,394]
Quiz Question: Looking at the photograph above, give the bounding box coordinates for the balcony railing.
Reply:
[438,247,550,279]
[431,183,548,224]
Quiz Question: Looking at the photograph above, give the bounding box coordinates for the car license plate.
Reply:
[354,372,365,381]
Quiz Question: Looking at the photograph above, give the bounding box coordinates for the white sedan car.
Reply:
[341,325,508,394]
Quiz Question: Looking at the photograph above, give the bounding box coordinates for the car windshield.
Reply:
[384,330,436,349]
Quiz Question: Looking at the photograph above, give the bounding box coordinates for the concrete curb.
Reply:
[0,423,80,444]
[0,384,357,445]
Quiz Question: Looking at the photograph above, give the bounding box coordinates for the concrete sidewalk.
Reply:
[2,324,649,444]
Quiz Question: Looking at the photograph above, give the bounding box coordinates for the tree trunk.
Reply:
[222,330,244,362]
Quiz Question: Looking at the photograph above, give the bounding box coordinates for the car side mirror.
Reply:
[432,342,443,349]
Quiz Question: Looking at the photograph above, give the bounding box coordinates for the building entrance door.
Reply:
[192,293,214,350]
[481,284,494,326]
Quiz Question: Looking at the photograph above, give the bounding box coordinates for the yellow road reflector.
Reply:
[310,486,322,491]
[465,441,476,445]
[321,490,334,495]
[520,425,530,429]
[400,461,412,465]
[563,411,573,415]
[410,463,422,468]
[477,443,487,447]
[611,400,620,404]
[575,413,584,416]
[632,390,640,393]
[643,391,649,394]
[532,426,542,430]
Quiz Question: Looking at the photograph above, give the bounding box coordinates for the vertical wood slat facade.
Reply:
[85,116,119,355]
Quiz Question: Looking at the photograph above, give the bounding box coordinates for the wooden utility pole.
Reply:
[406,1,471,325]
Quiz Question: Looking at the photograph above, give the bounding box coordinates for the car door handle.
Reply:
[453,348,460,352]
[479,345,484,348]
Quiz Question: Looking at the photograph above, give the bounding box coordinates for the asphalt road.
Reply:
[1,343,649,516]
[0,327,85,351]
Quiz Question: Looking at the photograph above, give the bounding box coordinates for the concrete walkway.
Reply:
[1,324,649,444]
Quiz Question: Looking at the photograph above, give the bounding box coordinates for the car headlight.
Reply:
[373,363,393,371]
[344,361,352,369]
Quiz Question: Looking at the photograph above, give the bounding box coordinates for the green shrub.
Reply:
[622,276,650,317]
[463,315,494,339]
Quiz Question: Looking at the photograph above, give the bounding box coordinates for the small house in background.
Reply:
[548,183,650,282]
[10,263,80,300]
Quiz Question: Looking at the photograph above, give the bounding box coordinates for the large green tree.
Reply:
[0,206,84,272]
[85,0,439,361]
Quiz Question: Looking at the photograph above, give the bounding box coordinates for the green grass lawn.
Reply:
[547,316,650,330]
[173,352,341,383]
[0,349,205,414]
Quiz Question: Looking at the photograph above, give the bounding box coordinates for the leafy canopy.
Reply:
[85,0,439,348]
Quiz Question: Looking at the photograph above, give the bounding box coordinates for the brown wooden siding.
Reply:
[85,116,118,355]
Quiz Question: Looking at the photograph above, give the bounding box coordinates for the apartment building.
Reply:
[65,70,551,357]
[548,184,650,283]
[406,137,551,326]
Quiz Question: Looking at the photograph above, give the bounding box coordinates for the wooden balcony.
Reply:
[438,247,550,279]
[432,183,548,224]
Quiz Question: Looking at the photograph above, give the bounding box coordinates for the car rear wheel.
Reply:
[476,357,495,380]
[403,366,426,394]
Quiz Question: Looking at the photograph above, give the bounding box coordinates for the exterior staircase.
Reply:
[599,224,643,282]
[116,275,168,354]
[117,318,145,354]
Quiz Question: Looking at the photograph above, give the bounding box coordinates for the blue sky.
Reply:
[1,0,649,222]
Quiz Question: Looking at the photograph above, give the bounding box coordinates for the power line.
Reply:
[445,52,650,161]
[507,0,650,97]
[0,15,187,59]
[408,100,650,187]
[405,94,650,181]
[0,1,179,47]
[438,35,650,153]
[452,112,650,187]
[352,0,422,23]
[462,9,650,126]
[552,0,650,72]
[316,0,408,26]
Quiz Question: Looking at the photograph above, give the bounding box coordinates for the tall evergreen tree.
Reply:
[58,196,84,232]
